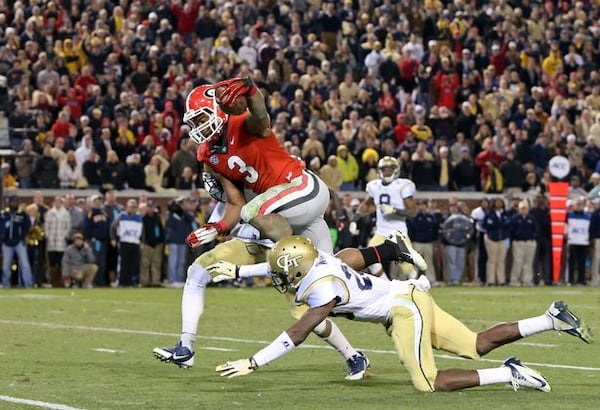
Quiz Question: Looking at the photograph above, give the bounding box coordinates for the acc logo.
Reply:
[276,253,303,270]
[209,155,219,165]
[548,156,570,179]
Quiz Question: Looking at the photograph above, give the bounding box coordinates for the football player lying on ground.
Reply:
[154,173,427,380]
[212,233,593,392]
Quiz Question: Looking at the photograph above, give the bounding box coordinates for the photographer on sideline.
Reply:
[62,233,97,288]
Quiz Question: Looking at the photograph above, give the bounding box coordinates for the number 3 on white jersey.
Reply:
[228,155,258,184]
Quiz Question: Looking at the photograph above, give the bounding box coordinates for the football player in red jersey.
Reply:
[183,78,333,253]
[153,78,372,380]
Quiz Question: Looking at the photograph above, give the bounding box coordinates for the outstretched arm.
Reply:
[245,86,271,137]
[215,300,336,378]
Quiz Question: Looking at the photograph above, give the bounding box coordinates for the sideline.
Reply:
[2,319,599,372]
[0,395,83,410]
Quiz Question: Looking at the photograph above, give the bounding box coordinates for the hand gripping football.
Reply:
[215,85,248,115]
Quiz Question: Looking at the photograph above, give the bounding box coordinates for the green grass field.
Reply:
[0,286,598,410]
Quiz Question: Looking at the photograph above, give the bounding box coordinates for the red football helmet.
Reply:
[183,85,228,144]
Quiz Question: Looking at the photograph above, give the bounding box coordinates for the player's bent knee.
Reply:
[409,371,437,392]
[186,263,211,286]
[414,383,436,393]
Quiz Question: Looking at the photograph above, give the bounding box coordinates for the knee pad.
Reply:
[186,263,211,287]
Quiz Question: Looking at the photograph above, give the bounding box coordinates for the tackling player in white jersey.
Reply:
[153,173,427,380]
[215,234,592,393]
[154,172,371,379]
[350,156,418,278]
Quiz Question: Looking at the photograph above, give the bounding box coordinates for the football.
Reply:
[215,86,248,115]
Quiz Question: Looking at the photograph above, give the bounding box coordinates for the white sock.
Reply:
[180,264,211,350]
[477,367,512,385]
[368,263,383,276]
[517,314,554,337]
[319,319,358,360]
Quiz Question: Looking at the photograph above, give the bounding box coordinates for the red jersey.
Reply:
[196,113,304,194]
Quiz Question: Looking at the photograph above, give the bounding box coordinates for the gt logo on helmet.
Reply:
[275,253,303,270]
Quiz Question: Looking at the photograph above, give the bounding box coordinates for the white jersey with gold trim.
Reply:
[365,178,416,236]
[294,251,412,323]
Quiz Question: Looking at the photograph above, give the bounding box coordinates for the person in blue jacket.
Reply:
[0,195,33,287]
[83,195,110,286]
[509,200,538,286]
[483,197,511,286]
[407,199,440,284]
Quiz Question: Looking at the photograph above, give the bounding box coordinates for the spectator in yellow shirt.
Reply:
[411,116,433,142]
[336,145,359,191]
[2,163,18,190]
[542,43,562,78]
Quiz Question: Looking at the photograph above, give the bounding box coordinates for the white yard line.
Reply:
[0,395,83,410]
[203,347,237,352]
[1,319,598,371]
[92,348,125,354]
[515,342,558,348]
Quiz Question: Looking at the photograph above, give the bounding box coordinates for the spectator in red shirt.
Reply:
[170,0,200,43]
[398,45,418,93]
[434,57,460,110]
[475,137,505,186]
[489,43,508,75]
[74,65,98,97]
[393,113,412,145]
[55,86,85,120]
[162,100,180,126]
[51,111,72,140]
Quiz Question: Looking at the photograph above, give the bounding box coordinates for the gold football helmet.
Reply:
[377,156,400,184]
[267,236,318,293]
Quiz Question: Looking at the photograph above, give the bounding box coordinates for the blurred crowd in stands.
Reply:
[1,0,600,287]
[0,0,599,193]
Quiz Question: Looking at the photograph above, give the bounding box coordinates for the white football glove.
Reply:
[381,204,396,216]
[205,260,239,283]
[186,225,219,248]
[349,221,359,236]
[215,358,258,378]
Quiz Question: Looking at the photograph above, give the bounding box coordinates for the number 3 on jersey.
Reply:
[341,264,372,290]
[228,155,258,184]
